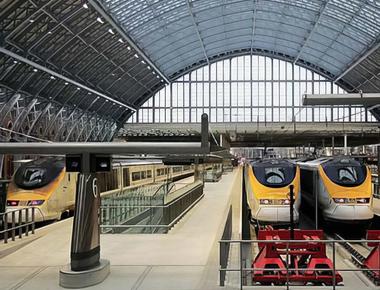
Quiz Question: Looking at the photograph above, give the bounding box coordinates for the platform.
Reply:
[0,169,241,290]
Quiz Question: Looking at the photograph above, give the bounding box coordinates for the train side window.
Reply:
[141,171,146,179]
[132,172,141,181]
[147,170,152,178]
[68,174,70,182]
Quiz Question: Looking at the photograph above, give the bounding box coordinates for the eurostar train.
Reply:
[6,157,194,222]
[245,159,301,225]
[298,157,373,223]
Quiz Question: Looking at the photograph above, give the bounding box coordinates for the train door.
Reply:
[123,168,130,187]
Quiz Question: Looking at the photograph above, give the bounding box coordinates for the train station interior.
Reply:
[1,0,380,289]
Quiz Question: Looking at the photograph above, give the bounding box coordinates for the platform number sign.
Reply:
[92,177,98,198]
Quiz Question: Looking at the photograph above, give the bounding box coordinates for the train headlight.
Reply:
[27,200,44,206]
[333,198,347,203]
[259,199,272,205]
[281,199,290,205]
[7,200,19,206]
[356,198,370,204]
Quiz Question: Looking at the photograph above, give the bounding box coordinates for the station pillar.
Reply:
[344,134,348,155]
[60,153,110,288]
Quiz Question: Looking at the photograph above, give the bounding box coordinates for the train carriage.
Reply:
[6,157,195,222]
[298,157,373,223]
[245,159,301,225]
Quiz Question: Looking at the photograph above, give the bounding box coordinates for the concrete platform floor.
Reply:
[0,169,242,290]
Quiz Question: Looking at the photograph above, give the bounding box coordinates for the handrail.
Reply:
[0,207,36,243]
[101,193,204,230]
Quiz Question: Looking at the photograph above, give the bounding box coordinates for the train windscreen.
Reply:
[14,158,65,189]
[322,159,367,186]
[252,160,296,188]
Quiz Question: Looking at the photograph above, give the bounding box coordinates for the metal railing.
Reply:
[101,182,204,234]
[219,238,380,290]
[219,205,232,286]
[0,207,36,243]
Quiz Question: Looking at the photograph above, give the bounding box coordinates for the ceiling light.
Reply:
[147,66,151,70]
[47,31,52,34]
[118,38,124,43]
[134,54,139,58]
[141,60,146,64]
[127,46,131,50]
[33,68,38,72]
[64,82,69,85]
[83,3,88,9]
[77,87,80,90]
[13,60,18,64]
[108,28,114,35]
[50,76,56,80]
[96,17,104,24]
[88,92,91,95]
[29,19,34,23]
[156,75,159,79]
[152,71,156,75]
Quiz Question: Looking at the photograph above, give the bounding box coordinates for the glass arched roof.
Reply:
[0,0,379,126]
[102,0,380,91]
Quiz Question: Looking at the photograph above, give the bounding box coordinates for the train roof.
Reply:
[250,158,296,167]
[297,157,365,168]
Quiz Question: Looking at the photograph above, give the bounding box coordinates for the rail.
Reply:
[219,238,380,290]
[0,207,36,243]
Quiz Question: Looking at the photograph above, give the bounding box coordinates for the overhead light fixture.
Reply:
[156,75,159,79]
[50,76,56,80]
[141,60,146,64]
[118,38,124,43]
[77,87,80,90]
[134,54,139,58]
[152,71,156,75]
[33,68,38,72]
[83,3,88,9]
[147,66,151,70]
[47,31,52,34]
[29,19,35,23]
[13,60,18,64]
[108,28,114,35]
[127,46,131,50]
[64,82,69,85]
[96,17,104,24]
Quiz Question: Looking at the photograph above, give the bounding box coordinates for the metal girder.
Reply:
[12,98,38,132]
[88,0,170,84]
[0,47,136,111]
[293,0,329,64]
[303,93,380,106]
[250,0,258,53]
[27,102,51,135]
[186,0,209,65]
[0,141,209,155]
[335,41,380,82]
[64,98,101,142]
[0,93,21,126]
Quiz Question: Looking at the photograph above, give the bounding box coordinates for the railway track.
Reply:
[334,234,380,285]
